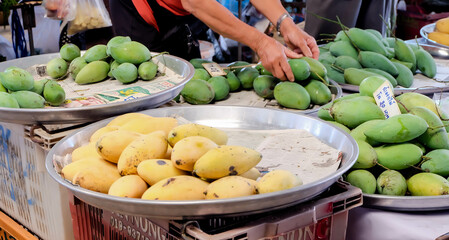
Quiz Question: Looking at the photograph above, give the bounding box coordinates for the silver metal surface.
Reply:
[420,23,449,49]
[363,194,449,212]
[0,53,194,125]
[45,106,359,219]
[339,83,449,95]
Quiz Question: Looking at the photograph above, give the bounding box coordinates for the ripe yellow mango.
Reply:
[106,112,151,127]
[256,170,303,194]
[61,157,116,182]
[95,130,142,163]
[238,167,261,181]
[167,123,228,147]
[71,142,102,161]
[72,163,121,193]
[89,125,120,143]
[205,176,257,199]
[108,175,148,198]
[171,136,218,172]
[436,18,449,34]
[120,117,178,135]
[141,175,209,200]
[428,31,449,46]
[137,159,188,186]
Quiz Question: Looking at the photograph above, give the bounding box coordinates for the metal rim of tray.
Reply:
[0,53,194,125]
[45,105,358,219]
[363,193,449,212]
[420,23,449,49]
[339,82,449,95]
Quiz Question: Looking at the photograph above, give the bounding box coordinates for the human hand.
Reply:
[280,18,319,60]
[43,0,71,20]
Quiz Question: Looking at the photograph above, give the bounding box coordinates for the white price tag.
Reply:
[373,81,401,119]
[202,63,227,77]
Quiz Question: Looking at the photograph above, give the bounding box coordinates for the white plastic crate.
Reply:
[0,121,76,240]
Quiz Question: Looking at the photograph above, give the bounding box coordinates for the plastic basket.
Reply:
[0,121,80,240]
[69,181,362,240]
[0,209,39,240]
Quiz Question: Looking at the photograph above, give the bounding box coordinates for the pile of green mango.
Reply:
[319,27,437,88]
[47,36,159,85]
[181,57,334,110]
[0,66,66,108]
[318,77,449,196]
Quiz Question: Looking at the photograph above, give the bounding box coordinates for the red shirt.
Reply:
[132,0,191,31]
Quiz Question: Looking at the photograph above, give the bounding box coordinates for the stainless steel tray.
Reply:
[339,83,449,95]
[420,23,449,49]
[0,53,194,125]
[45,106,358,219]
[363,194,449,212]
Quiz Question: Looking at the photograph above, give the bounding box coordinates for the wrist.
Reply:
[276,13,293,36]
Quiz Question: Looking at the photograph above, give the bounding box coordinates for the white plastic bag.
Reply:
[67,0,112,36]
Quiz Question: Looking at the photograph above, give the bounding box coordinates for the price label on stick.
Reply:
[373,81,401,119]
[202,63,227,77]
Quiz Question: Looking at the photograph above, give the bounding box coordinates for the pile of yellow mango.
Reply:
[428,18,449,46]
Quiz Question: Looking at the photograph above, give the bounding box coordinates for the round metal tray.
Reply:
[45,106,358,219]
[0,53,194,125]
[363,194,449,212]
[339,83,449,95]
[420,23,449,49]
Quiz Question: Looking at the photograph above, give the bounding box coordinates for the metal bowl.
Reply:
[0,53,194,125]
[420,23,449,49]
[45,106,358,219]
[363,194,449,212]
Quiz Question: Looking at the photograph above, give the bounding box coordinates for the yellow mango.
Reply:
[205,176,257,199]
[171,136,218,171]
[61,157,116,182]
[238,167,261,180]
[428,31,449,46]
[71,142,102,162]
[436,18,449,34]
[137,159,187,186]
[108,175,148,198]
[164,145,172,159]
[256,170,303,194]
[120,117,178,135]
[117,131,168,175]
[106,112,152,127]
[95,130,142,163]
[72,163,121,193]
[141,175,209,200]
[90,125,120,143]
[167,123,228,147]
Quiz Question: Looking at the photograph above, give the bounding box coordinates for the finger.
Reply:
[307,38,320,59]
[285,47,302,59]
[271,62,287,81]
[298,40,313,58]
[280,57,295,82]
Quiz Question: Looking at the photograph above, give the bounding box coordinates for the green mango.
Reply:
[329,40,359,60]
[365,29,383,40]
[0,81,6,92]
[255,63,273,76]
[60,43,81,62]
[112,63,138,84]
[330,98,385,129]
[253,75,277,99]
[189,58,213,69]
[273,82,311,110]
[375,143,422,170]
[334,55,362,70]
[394,39,417,72]
[385,37,396,48]
[440,110,449,132]
[407,172,449,196]
[288,58,310,81]
[180,79,214,104]
[390,58,414,70]
[46,57,68,79]
[344,68,383,86]
[318,52,336,64]
[226,71,241,92]
[350,119,382,145]
[43,80,66,106]
[352,140,377,169]
[333,93,362,103]
[138,61,158,80]
[304,80,332,105]
[83,44,108,63]
[414,48,437,78]
[322,62,345,84]
[68,57,87,80]
[358,51,399,76]
[207,76,230,101]
[363,68,398,87]
[317,102,333,121]
[319,46,329,54]
[108,60,120,79]
[396,92,440,115]
[30,79,48,95]
[385,47,395,59]
[376,170,407,196]
[364,114,428,143]
[392,62,414,88]
[359,75,393,97]
[422,149,449,177]
[106,36,132,56]
[110,41,151,64]
[409,106,449,150]
[334,30,350,42]
[326,121,351,133]
[10,90,45,108]
[192,68,211,81]
[301,57,327,83]
[75,61,110,85]
[0,67,34,91]
[345,169,377,194]
[227,61,250,74]
[237,67,259,89]
[0,92,19,108]
[347,28,388,56]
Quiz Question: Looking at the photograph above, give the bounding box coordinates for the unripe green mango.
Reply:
[344,68,382,86]
[304,79,331,105]
[319,46,329,54]
[359,76,393,97]
[333,93,361,103]
[334,30,349,42]
[181,79,214,104]
[385,47,395,59]
[330,98,385,129]
[363,68,398,87]
[329,40,358,60]
[237,67,259,89]
[334,55,362,70]
[43,80,66,106]
[0,81,6,92]
[322,62,345,84]
[10,90,45,108]
[376,169,407,196]
[113,63,138,84]
[346,169,377,194]
[110,41,151,64]
[189,58,213,69]
[317,102,333,121]
[208,76,230,101]
[192,68,211,81]
[30,79,48,95]
[273,82,311,110]
[75,61,110,85]
[0,67,34,91]
[68,57,87,80]
[347,28,388,56]
[60,43,81,62]
[375,143,422,170]
[288,58,310,81]
[396,92,439,115]
[227,61,250,74]
[108,60,120,79]
[422,149,449,177]
[253,75,277,99]
[364,114,428,143]
[352,140,377,169]
[226,71,241,92]
[394,39,417,72]
[385,37,396,48]
[318,52,336,64]
[0,92,19,108]
[409,106,449,150]
[46,57,68,79]
[407,172,449,196]
[255,64,273,76]
[390,58,414,70]
[350,119,383,146]
[326,121,351,133]
[414,48,437,78]
[392,62,414,88]
[358,51,399,76]
[106,36,131,56]
[138,61,158,81]
[365,29,383,40]
[301,57,327,83]
[83,44,108,63]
